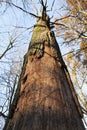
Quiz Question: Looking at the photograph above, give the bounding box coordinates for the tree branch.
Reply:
[50,21,68,28]
[63,47,87,58]
[29,0,38,15]
[0,112,7,118]
[1,1,40,18]
[0,42,13,59]
[51,0,55,11]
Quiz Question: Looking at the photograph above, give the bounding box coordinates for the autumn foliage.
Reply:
[55,0,87,123]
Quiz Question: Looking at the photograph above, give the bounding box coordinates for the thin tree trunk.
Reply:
[3,17,85,130]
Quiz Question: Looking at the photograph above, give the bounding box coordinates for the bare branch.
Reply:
[45,0,47,7]
[51,21,68,29]
[0,42,13,59]
[9,75,18,107]
[0,112,7,118]
[39,0,44,6]
[63,47,87,58]
[51,0,55,11]
[54,15,71,22]
[29,0,38,15]
[1,1,40,18]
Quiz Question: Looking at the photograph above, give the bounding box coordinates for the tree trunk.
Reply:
[3,18,85,130]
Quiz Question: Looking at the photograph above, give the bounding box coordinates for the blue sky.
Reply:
[0,0,69,61]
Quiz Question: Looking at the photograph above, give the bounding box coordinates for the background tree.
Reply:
[54,0,87,124]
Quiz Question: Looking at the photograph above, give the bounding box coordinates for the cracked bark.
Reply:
[3,18,85,130]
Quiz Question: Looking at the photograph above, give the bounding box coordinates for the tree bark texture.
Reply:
[3,19,85,130]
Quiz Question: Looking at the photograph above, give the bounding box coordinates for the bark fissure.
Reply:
[3,11,85,130]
